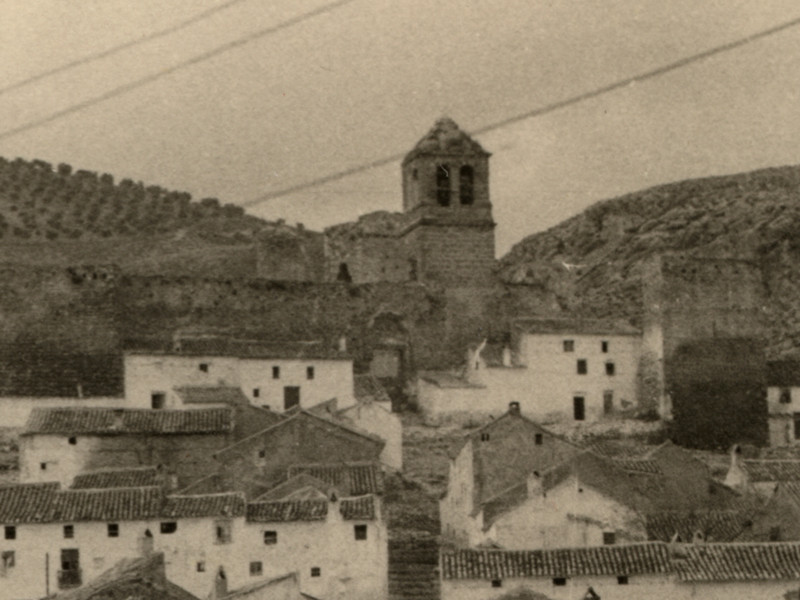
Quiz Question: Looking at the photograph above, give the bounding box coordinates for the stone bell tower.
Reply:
[400,118,496,287]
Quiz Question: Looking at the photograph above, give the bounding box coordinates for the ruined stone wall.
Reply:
[324,234,409,283]
[256,230,324,281]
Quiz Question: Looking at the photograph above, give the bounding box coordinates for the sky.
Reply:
[1,1,800,255]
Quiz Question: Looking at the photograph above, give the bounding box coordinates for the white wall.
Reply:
[19,435,92,486]
[124,354,355,412]
[767,385,800,446]
[339,403,403,471]
[440,443,484,547]
[0,397,122,429]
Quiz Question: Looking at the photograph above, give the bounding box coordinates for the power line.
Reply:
[0,0,357,143]
[242,13,800,207]
[0,0,252,96]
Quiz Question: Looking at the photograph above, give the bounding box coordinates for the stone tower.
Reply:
[400,118,496,287]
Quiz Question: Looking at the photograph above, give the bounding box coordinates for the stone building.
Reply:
[765,359,800,446]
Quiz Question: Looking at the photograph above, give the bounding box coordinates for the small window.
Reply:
[459,165,474,205]
[151,392,165,410]
[40,462,47,471]
[107,523,119,538]
[68,436,77,445]
[605,362,615,376]
[199,363,209,373]
[617,575,629,585]
[250,561,263,576]
[215,520,232,544]
[160,522,177,534]
[263,530,277,545]
[311,567,321,577]
[480,432,490,442]
[573,396,585,421]
[1,550,14,569]
[780,388,792,404]
[307,366,315,380]
[63,525,74,539]
[196,561,206,573]
[4,526,15,540]
[563,340,574,352]
[534,433,543,445]
[577,359,587,375]
[354,524,367,540]
[436,164,451,206]
[553,577,567,586]
[491,579,502,588]
[603,531,616,545]
[601,340,609,353]
[272,366,280,379]
[258,449,266,459]
[253,388,260,398]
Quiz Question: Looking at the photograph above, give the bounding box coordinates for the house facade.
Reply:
[766,360,800,446]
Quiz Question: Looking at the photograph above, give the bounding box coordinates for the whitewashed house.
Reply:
[766,360,800,446]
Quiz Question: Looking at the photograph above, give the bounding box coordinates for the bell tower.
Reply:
[400,118,496,287]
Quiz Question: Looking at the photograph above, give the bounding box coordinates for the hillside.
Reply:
[498,165,800,357]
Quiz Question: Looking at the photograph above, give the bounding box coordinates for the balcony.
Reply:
[58,569,82,589]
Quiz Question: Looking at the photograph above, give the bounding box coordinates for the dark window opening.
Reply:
[307,366,315,380]
[573,396,585,421]
[196,561,205,572]
[617,575,629,585]
[258,449,266,459]
[250,561,263,576]
[412,168,418,180]
[199,363,209,373]
[272,366,280,379]
[605,362,616,376]
[459,165,474,205]
[603,391,614,414]
[63,525,74,539]
[68,436,77,445]
[253,388,260,398]
[436,164,451,206]
[553,577,567,586]
[563,340,574,352]
[480,432,490,442]
[160,522,177,534]
[577,359,587,375]
[151,392,165,410]
[284,386,300,410]
[107,523,119,538]
[601,340,609,353]
[337,263,352,282]
[215,520,232,544]
[59,549,80,589]
[1,551,14,570]
[794,413,800,439]
[535,433,543,445]
[780,388,792,404]
[603,531,616,545]
[491,579,502,588]
[311,567,321,577]
[4,526,15,540]
[354,524,367,540]
[263,530,277,545]
[40,462,47,471]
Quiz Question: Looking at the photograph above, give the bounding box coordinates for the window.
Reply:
[577,359,587,375]
[107,523,119,538]
[1,550,14,571]
[59,549,81,589]
[603,390,614,415]
[160,522,177,534]
[780,388,792,404]
[307,366,315,380]
[573,396,585,421]
[310,567,321,578]
[4,526,15,540]
[605,362,616,376]
[617,575,629,585]
[40,462,47,471]
[436,164,451,206]
[63,525,74,539]
[151,392,165,410]
[199,363,209,373]
[284,386,300,410]
[196,561,206,573]
[215,520,232,544]
[552,577,567,586]
[272,366,280,379]
[250,561,263,576]
[563,340,574,352]
[491,579,502,588]
[263,530,277,545]
[603,531,616,545]
[534,433,543,445]
[68,436,77,445]
[354,524,367,540]
[337,263,352,282]
[794,413,800,439]
[480,432,490,442]
[601,340,609,353]
[253,388,260,398]
[258,449,266,459]
[459,165,474,205]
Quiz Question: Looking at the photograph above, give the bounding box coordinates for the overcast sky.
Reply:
[2,1,800,255]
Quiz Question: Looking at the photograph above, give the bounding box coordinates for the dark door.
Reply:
[573,396,585,421]
[284,386,300,410]
[603,391,614,415]
[59,548,81,588]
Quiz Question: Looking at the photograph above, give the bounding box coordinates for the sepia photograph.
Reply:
[1,1,800,598]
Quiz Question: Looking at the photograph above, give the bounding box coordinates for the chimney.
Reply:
[508,401,521,416]
[526,470,543,498]
[502,346,512,367]
[723,444,750,492]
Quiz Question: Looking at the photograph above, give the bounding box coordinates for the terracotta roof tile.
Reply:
[339,495,376,520]
[0,482,59,523]
[71,467,160,489]
[287,462,383,496]
[743,460,800,482]
[162,493,246,519]
[674,543,800,582]
[49,487,164,521]
[246,499,328,522]
[646,511,752,542]
[513,316,640,337]
[24,407,233,435]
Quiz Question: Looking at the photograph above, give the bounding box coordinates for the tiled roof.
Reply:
[287,462,383,496]
[162,492,246,518]
[49,487,164,521]
[0,482,59,523]
[674,543,800,582]
[778,481,800,507]
[513,316,641,337]
[586,440,654,460]
[23,407,233,435]
[127,338,350,361]
[256,474,337,502]
[403,117,488,164]
[743,460,800,482]
[175,386,250,405]
[767,360,800,387]
[646,511,751,542]
[354,374,392,403]
[71,466,160,489]
[246,499,328,522]
[220,573,299,600]
[612,458,663,474]
[441,543,672,580]
[340,495,376,520]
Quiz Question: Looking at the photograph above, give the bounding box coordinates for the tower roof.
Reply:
[403,117,489,164]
